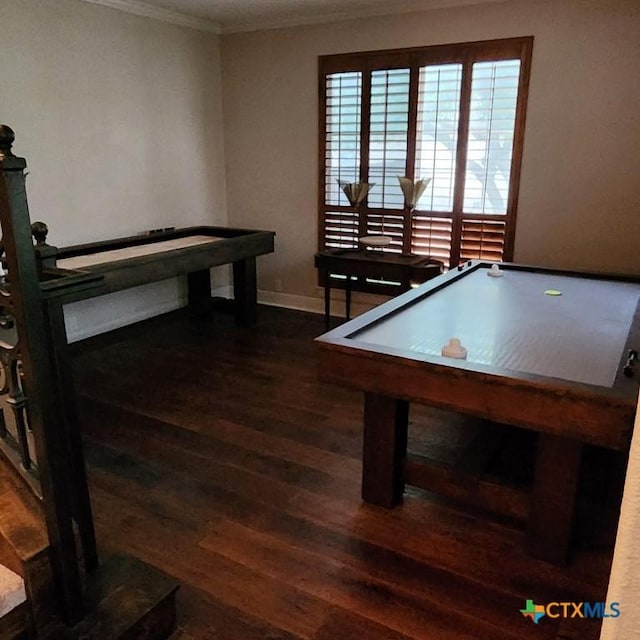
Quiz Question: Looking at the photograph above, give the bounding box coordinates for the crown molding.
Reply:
[80,0,221,34]
[80,0,517,37]
[219,0,505,34]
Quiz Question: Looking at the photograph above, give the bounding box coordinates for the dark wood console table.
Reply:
[315,249,443,325]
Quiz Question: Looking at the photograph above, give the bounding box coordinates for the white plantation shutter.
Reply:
[368,69,410,210]
[366,211,405,253]
[325,72,362,206]
[323,210,359,249]
[463,60,521,214]
[322,71,363,249]
[411,215,454,267]
[319,38,532,281]
[415,64,462,213]
[460,219,506,262]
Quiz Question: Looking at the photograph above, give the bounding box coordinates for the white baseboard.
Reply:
[65,297,184,343]
[64,279,186,343]
[258,289,324,314]
[257,288,387,320]
[63,282,389,343]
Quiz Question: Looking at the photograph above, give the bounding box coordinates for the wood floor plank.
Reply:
[199,516,552,640]
[81,407,362,508]
[199,502,549,639]
[79,373,362,459]
[84,401,607,613]
[99,425,604,599]
[173,584,305,640]
[81,386,609,603]
[90,489,331,640]
[312,609,416,640]
[72,306,614,640]
[80,396,360,482]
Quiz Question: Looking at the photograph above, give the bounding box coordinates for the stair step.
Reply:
[71,555,179,640]
[0,564,26,617]
[0,463,48,578]
[0,461,60,634]
[0,601,28,640]
[0,463,177,639]
[0,563,27,640]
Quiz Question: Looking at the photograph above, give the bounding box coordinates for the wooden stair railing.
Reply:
[0,125,178,639]
[0,124,94,626]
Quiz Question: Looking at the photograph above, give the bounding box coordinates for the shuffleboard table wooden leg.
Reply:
[233,256,257,326]
[527,433,583,565]
[187,269,212,316]
[362,393,409,508]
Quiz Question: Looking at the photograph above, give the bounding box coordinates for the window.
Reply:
[318,38,533,282]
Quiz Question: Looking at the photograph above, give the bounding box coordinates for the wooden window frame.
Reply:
[318,37,533,285]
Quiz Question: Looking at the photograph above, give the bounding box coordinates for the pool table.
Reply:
[35,224,275,326]
[316,261,640,564]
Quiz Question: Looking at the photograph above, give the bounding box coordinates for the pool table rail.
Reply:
[317,260,640,445]
[317,342,636,451]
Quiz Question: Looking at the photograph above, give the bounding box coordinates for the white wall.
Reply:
[3,0,640,329]
[0,0,226,339]
[220,5,640,624]
[601,392,640,640]
[2,1,640,619]
[221,0,640,311]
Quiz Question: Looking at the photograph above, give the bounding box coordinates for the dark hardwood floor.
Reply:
[71,304,614,640]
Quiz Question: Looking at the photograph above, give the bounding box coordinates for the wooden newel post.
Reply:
[0,125,91,625]
[32,220,59,272]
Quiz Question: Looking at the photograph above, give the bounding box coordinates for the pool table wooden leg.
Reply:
[527,433,583,565]
[233,256,257,326]
[362,393,409,508]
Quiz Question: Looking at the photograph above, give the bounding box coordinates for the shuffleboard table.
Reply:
[316,261,640,564]
[35,224,275,326]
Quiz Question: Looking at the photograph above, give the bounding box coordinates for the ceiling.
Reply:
[84,0,509,34]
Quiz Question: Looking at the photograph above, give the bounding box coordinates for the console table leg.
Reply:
[324,277,331,328]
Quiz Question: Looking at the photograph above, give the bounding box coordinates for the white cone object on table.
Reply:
[442,338,467,359]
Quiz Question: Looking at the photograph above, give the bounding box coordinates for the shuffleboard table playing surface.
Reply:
[56,235,224,270]
[316,261,640,564]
